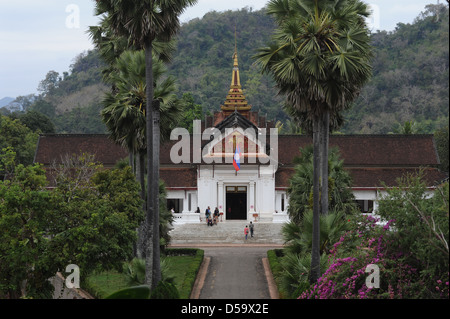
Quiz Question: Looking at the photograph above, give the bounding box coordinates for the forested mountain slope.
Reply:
[167,4,449,134]
[342,3,449,134]
[167,8,285,121]
[5,4,448,135]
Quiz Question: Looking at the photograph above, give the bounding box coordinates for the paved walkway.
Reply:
[169,221,285,299]
[197,246,279,299]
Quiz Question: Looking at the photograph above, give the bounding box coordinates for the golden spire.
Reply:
[221,28,251,115]
[234,26,238,67]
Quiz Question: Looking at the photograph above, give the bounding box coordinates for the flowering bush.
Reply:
[300,174,449,299]
[301,217,402,298]
[299,216,430,299]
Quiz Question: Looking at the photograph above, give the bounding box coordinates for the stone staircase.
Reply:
[168,220,286,246]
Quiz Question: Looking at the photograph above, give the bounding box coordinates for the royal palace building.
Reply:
[34,46,447,224]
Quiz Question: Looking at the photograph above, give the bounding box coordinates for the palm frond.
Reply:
[254,0,373,117]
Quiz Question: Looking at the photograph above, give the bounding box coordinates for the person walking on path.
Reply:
[249,221,254,238]
[244,225,249,241]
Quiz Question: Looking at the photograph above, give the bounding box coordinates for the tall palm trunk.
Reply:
[310,113,321,284]
[311,108,330,284]
[151,99,161,288]
[136,152,146,258]
[144,43,155,288]
[144,41,162,290]
[138,152,146,206]
[129,152,135,173]
[321,110,330,216]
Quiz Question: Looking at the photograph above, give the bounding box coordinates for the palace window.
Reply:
[167,199,183,214]
[356,200,374,213]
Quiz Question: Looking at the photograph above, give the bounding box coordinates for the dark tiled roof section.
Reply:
[160,140,182,164]
[347,167,447,188]
[35,134,446,189]
[162,134,441,167]
[275,168,295,188]
[34,134,128,166]
[277,135,441,167]
[160,168,197,188]
[35,134,188,166]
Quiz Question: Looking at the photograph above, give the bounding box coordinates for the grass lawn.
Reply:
[166,254,199,298]
[85,270,129,299]
[85,249,204,299]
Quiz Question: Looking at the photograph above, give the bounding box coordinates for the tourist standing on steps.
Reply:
[244,225,249,240]
[207,215,213,226]
[249,221,254,237]
[213,207,219,225]
[205,207,211,225]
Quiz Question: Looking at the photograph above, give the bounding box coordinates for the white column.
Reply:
[249,181,255,213]
[259,175,275,221]
[218,181,224,214]
[192,192,198,212]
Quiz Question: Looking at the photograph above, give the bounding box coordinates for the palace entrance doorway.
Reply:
[226,186,247,220]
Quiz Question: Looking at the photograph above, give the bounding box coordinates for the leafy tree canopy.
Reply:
[0,153,144,299]
[0,115,38,168]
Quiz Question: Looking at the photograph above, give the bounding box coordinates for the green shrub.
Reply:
[150,281,180,299]
[166,248,200,256]
[105,285,151,299]
[267,250,283,276]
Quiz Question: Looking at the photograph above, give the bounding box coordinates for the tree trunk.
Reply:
[320,110,330,216]
[144,42,154,288]
[310,114,321,284]
[139,152,146,205]
[152,100,161,288]
[129,152,135,174]
[136,152,146,259]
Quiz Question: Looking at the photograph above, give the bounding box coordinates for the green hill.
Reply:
[341,3,449,134]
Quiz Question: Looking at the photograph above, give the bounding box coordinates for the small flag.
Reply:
[233,145,241,171]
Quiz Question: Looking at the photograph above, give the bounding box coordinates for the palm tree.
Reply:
[101,50,182,258]
[287,145,357,225]
[89,14,177,178]
[92,0,197,289]
[88,17,176,84]
[255,0,372,283]
[102,50,182,150]
[392,121,418,134]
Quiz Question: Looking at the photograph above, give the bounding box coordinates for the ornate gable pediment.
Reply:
[202,119,269,164]
[215,110,258,134]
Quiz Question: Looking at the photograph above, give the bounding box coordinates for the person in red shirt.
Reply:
[244,225,249,240]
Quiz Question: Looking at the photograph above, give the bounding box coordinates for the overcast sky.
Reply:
[0,0,441,99]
